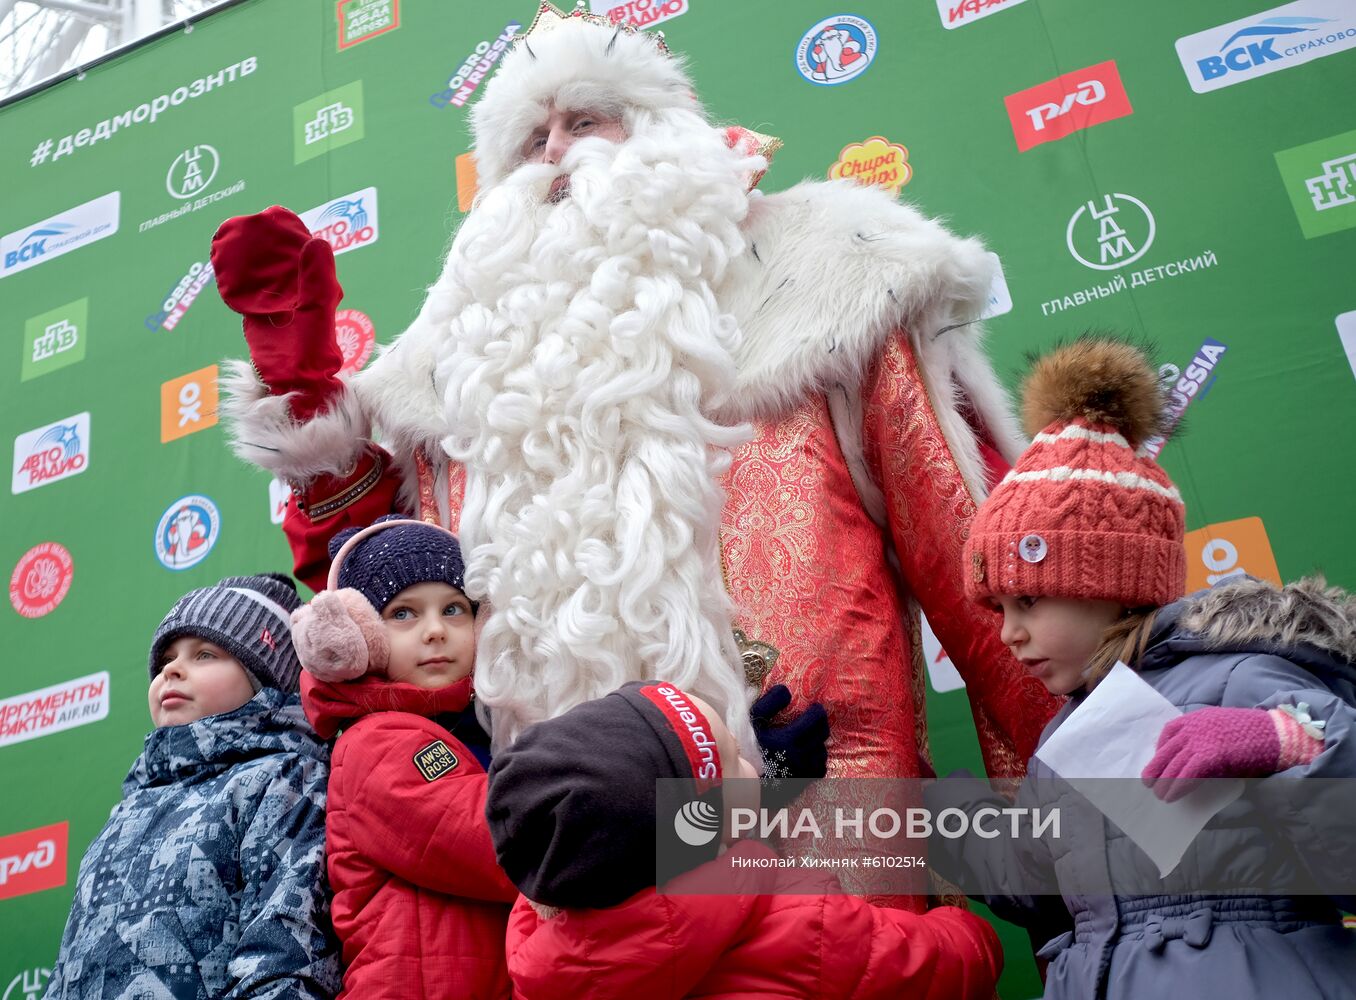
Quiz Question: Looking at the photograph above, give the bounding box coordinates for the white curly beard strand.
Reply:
[437,111,765,757]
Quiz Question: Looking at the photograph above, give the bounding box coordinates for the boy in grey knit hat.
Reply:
[43,574,342,999]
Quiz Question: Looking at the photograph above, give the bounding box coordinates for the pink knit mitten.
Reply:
[1142,705,1325,802]
[291,588,389,681]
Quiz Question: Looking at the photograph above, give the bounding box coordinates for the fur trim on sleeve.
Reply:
[218,359,370,483]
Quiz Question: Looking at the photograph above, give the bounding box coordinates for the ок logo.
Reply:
[1275,128,1356,239]
[3,967,51,1000]
[795,15,878,86]
[160,365,219,443]
[12,413,90,494]
[0,192,119,278]
[154,494,220,571]
[294,81,364,163]
[1175,1,1356,93]
[22,298,87,382]
[674,799,721,846]
[1066,193,1155,270]
[0,822,67,901]
[335,309,376,374]
[300,187,379,255]
[1005,60,1133,152]
[8,542,74,619]
[165,144,220,200]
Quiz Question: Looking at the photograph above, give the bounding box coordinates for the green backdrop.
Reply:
[2,1,1353,996]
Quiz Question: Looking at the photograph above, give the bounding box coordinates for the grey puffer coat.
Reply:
[43,688,342,999]
[928,577,1356,999]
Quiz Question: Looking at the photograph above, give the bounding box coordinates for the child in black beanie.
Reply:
[487,680,1003,1000]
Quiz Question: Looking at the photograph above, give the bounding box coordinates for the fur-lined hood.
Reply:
[1142,576,1356,684]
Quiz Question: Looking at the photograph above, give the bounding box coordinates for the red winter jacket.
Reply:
[302,674,517,999]
[504,841,1002,1000]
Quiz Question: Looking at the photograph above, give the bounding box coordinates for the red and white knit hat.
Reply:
[965,337,1187,608]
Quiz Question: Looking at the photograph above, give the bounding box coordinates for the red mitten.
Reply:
[211,206,344,420]
[1141,705,1324,802]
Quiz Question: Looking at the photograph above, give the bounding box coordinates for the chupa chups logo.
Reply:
[1005,60,1133,152]
[429,21,520,108]
[1275,128,1356,240]
[0,671,109,746]
[1175,0,1356,93]
[1066,193,1155,271]
[795,15,878,86]
[165,144,220,200]
[0,822,67,901]
[1,192,119,278]
[336,309,376,374]
[827,136,912,196]
[591,0,688,29]
[337,0,400,50]
[938,0,1029,29]
[154,493,220,571]
[8,542,74,619]
[22,297,87,382]
[3,967,52,1000]
[300,187,379,256]
[12,413,90,494]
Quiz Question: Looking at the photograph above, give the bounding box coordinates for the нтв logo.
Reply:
[294,81,364,163]
[23,297,88,382]
[165,144,220,200]
[9,542,74,619]
[1066,193,1155,270]
[300,187,380,255]
[154,494,221,571]
[12,413,90,495]
[1005,60,1133,152]
[796,15,878,86]
[1275,128,1356,239]
[674,799,721,846]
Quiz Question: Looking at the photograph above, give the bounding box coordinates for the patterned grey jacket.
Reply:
[43,688,341,999]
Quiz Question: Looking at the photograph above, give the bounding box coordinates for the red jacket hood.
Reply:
[301,672,474,739]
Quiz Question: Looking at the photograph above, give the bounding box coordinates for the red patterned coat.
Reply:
[223,179,1060,910]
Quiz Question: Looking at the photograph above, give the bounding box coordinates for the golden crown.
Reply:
[518,1,671,54]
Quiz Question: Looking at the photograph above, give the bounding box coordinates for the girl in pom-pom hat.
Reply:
[290,514,518,1000]
[926,336,1356,999]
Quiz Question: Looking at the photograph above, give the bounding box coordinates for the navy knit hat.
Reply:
[328,514,470,613]
[486,680,725,908]
[149,573,304,692]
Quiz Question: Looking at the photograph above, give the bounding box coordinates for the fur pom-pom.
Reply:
[292,588,389,681]
[1020,336,1167,445]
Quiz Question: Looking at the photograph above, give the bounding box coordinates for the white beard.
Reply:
[437,113,764,757]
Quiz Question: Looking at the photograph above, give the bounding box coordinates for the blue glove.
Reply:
[751,685,830,810]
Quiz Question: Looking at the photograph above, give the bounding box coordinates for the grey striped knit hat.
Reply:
[149,573,304,692]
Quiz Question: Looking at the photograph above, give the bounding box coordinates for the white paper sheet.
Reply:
[1035,661,1243,877]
